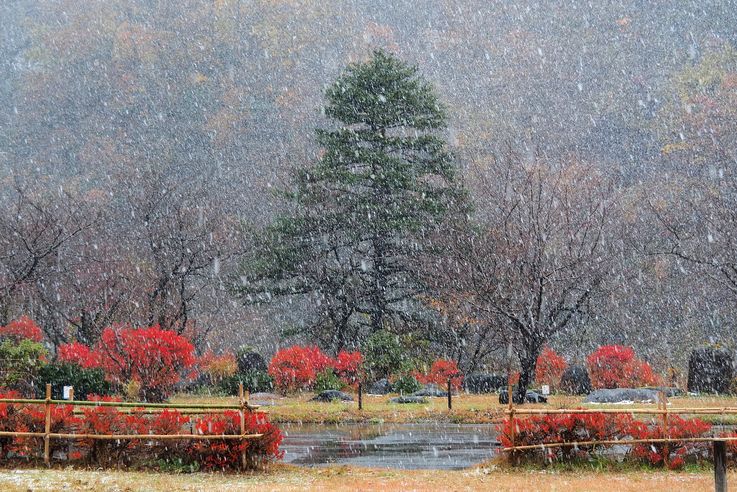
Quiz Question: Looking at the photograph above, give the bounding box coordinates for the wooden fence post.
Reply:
[714,440,727,492]
[660,390,669,468]
[358,382,363,411]
[238,382,246,470]
[507,380,516,465]
[43,383,51,466]
[447,379,452,410]
[69,386,74,402]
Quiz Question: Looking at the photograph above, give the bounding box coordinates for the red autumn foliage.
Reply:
[627,415,712,469]
[334,351,363,387]
[188,410,283,470]
[535,346,568,388]
[498,411,635,461]
[0,391,283,469]
[497,412,712,468]
[303,346,333,373]
[415,359,463,390]
[268,345,333,393]
[0,316,44,343]
[59,326,197,402]
[11,403,79,458]
[96,325,196,401]
[587,345,660,389]
[57,342,100,368]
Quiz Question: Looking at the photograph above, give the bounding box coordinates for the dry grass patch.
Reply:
[170,393,737,424]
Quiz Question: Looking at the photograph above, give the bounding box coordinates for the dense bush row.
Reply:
[533,345,661,392]
[0,315,724,401]
[267,344,464,394]
[497,411,714,469]
[0,392,282,470]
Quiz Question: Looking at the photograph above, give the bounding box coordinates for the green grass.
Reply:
[171,392,737,424]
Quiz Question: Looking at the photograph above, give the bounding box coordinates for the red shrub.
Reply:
[268,345,332,393]
[334,351,363,388]
[535,346,567,388]
[149,409,190,435]
[304,346,333,373]
[58,342,100,369]
[416,359,463,390]
[147,409,192,459]
[0,392,283,470]
[96,325,196,401]
[0,316,44,343]
[0,390,23,459]
[497,411,635,461]
[188,410,283,470]
[60,326,196,402]
[498,411,712,469]
[11,403,79,459]
[627,415,712,469]
[587,345,660,389]
[77,397,148,466]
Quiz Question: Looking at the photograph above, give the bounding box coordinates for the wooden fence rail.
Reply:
[502,387,733,491]
[0,383,263,466]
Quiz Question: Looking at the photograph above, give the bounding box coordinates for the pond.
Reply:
[280,422,499,470]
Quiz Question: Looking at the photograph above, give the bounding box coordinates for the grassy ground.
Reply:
[171,392,737,424]
[0,464,729,491]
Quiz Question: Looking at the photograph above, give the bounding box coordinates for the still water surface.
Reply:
[280,422,499,470]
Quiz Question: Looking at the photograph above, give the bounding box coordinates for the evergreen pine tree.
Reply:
[239,50,465,350]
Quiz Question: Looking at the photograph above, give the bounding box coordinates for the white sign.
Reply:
[63,386,73,400]
[541,385,550,396]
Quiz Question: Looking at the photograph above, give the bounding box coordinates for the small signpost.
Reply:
[541,385,550,396]
[63,386,73,400]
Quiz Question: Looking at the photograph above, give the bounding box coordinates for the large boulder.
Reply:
[411,384,448,397]
[499,388,548,404]
[248,392,282,406]
[237,349,267,374]
[559,365,592,395]
[584,388,662,404]
[463,374,507,394]
[311,390,354,402]
[688,348,734,394]
[645,387,683,398]
[368,378,392,395]
[389,395,428,404]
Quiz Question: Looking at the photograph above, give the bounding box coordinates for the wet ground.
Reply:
[280,422,499,470]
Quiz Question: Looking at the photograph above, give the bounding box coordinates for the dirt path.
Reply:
[0,465,727,491]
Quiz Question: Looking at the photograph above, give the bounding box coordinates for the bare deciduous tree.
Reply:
[429,150,617,401]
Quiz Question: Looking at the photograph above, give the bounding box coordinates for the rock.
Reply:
[463,374,507,394]
[559,365,592,395]
[645,387,682,398]
[389,395,428,404]
[368,378,392,395]
[248,392,282,406]
[310,390,354,402]
[584,388,662,404]
[498,388,548,404]
[236,349,267,374]
[411,384,448,397]
[688,348,734,394]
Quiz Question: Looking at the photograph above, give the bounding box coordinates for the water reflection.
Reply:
[281,422,499,470]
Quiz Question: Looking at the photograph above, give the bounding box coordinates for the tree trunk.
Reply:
[516,344,541,404]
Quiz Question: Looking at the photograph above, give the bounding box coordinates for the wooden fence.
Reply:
[0,383,262,466]
[502,383,735,491]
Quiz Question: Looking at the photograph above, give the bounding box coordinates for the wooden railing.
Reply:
[502,384,733,491]
[0,383,261,466]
